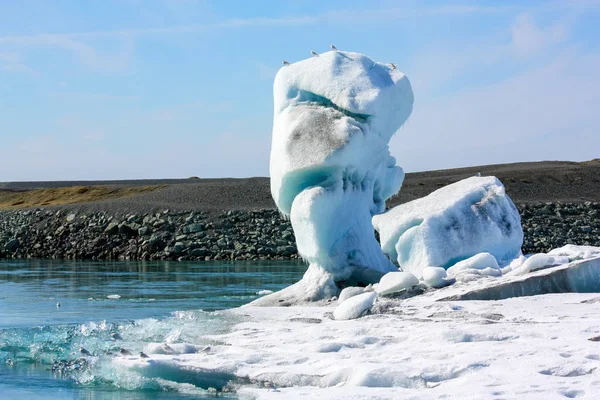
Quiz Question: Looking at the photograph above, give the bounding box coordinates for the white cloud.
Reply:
[510,13,567,55]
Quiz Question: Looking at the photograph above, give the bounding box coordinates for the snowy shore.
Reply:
[113,257,600,399]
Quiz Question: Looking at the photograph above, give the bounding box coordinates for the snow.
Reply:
[374,271,419,296]
[264,51,414,303]
[333,292,377,320]
[114,265,600,399]
[373,176,523,278]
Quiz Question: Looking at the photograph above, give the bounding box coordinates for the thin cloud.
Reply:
[0,4,518,44]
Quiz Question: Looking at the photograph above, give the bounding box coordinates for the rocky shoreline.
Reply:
[1,202,599,262]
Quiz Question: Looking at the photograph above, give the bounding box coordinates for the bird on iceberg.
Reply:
[161,343,176,354]
[311,50,319,57]
[139,351,149,359]
[390,63,396,70]
[330,44,338,51]
[119,348,132,356]
[282,60,290,66]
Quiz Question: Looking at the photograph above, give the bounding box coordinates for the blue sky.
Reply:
[1,0,599,181]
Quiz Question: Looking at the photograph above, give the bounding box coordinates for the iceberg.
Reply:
[255,50,414,305]
[373,176,523,278]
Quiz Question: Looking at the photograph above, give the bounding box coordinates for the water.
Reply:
[0,259,305,399]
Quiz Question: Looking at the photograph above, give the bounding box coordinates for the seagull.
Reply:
[139,351,149,359]
[119,348,132,356]
[311,50,319,57]
[264,381,278,392]
[79,347,91,356]
[390,63,397,70]
[282,60,290,66]
[161,343,176,354]
[330,44,338,51]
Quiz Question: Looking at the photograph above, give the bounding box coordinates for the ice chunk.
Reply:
[333,292,376,320]
[375,271,419,296]
[443,257,600,301]
[422,267,454,288]
[446,252,502,282]
[260,51,413,304]
[373,176,523,278]
[338,287,366,303]
[548,245,600,261]
[511,253,570,276]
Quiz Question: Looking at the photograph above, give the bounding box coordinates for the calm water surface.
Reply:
[0,260,305,399]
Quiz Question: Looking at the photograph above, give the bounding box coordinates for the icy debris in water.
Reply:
[257,290,274,296]
[422,267,454,288]
[107,294,121,299]
[375,271,419,296]
[338,287,365,303]
[333,292,376,320]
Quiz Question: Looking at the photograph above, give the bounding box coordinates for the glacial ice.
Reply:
[256,50,414,305]
[338,286,366,303]
[447,252,502,282]
[511,253,571,276]
[422,266,452,288]
[373,176,523,278]
[333,291,377,320]
[548,244,600,261]
[374,271,419,296]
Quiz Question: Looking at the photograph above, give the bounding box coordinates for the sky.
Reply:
[0,0,599,181]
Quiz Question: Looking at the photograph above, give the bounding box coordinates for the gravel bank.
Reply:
[1,202,599,261]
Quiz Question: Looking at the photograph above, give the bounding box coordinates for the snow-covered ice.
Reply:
[373,176,523,278]
[422,267,453,288]
[374,271,419,296]
[446,252,503,282]
[333,291,377,320]
[338,286,366,303]
[511,253,571,276]
[262,50,414,304]
[114,258,600,399]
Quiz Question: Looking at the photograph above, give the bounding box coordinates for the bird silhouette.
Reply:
[311,50,319,57]
[139,351,149,359]
[282,60,290,66]
[330,44,338,51]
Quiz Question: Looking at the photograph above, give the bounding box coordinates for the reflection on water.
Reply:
[0,259,305,399]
